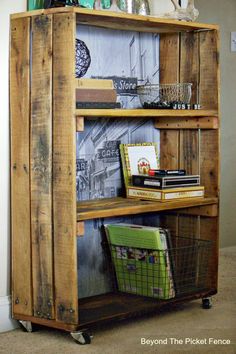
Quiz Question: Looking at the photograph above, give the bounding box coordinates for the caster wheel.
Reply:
[19,320,33,333]
[202,297,212,309]
[71,331,92,345]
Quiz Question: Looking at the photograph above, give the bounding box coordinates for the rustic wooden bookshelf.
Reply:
[10,7,220,342]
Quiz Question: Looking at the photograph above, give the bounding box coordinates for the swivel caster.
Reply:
[19,320,33,332]
[202,297,212,309]
[70,331,92,345]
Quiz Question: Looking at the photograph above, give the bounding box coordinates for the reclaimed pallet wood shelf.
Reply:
[13,288,217,331]
[10,7,220,340]
[75,109,218,118]
[77,197,218,221]
[11,7,219,33]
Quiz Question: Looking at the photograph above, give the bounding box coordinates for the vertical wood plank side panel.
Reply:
[31,15,54,319]
[159,33,180,84]
[179,31,200,239]
[200,130,219,198]
[199,31,219,292]
[199,30,219,198]
[199,30,219,110]
[159,33,180,237]
[199,217,219,290]
[10,18,32,316]
[53,13,78,324]
[160,130,179,170]
[159,33,180,170]
[180,32,199,104]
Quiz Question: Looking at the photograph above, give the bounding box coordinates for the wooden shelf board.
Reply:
[79,290,217,326]
[13,289,217,330]
[11,8,219,33]
[75,109,218,119]
[77,196,218,221]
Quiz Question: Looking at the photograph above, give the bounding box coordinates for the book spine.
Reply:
[127,188,162,200]
[148,169,186,177]
[127,187,204,201]
[76,102,121,109]
[119,144,129,189]
[76,88,117,103]
[164,190,204,200]
[132,175,163,188]
[159,230,175,298]
[76,79,114,89]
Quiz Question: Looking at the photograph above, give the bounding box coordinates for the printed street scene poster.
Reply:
[76,25,161,298]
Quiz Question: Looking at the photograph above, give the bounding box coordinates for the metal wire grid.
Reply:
[137,83,192,105]
[108,236,212,300]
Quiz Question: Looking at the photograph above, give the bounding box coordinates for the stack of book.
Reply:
[76,78,121,109]
[120,143,204,202]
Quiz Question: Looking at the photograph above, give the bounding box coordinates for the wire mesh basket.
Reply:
[109,236,212,300]
[137,83,192,108]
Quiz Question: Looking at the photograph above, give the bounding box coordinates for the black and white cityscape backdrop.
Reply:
[76,25,161,298]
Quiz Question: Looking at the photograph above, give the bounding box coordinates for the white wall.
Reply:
[195,0,236,248]
[0,0,25,333]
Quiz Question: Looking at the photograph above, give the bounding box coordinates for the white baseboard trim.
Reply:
[0,296,18,333]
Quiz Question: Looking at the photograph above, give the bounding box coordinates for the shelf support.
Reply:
[168,204,218,217]
[77,222,85,237]
[76,116,84,132]
[155,117,218,129]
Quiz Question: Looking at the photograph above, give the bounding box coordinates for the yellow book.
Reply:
[120,142,159,188]
[127,186,205,202]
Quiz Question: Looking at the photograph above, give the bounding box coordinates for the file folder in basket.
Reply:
[105,224,175,300]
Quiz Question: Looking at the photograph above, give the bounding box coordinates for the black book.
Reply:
[76,102,121,109]
[132,174,200,189]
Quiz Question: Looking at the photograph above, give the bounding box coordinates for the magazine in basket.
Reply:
[105,223,175,300]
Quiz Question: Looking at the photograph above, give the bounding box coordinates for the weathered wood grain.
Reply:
[199,31,219,110]
[159,33,180,169]
[10,18,32,316]
[76,222,85,237]
[200,130,219,198]
[155,117,218,130]
[11,7,219,32]
[159,33,180,240]
[31,14,54,320]
[77,197,218,221]
[160,33,179,84]
[174,204,218,217]
[178,31,201,240]
[180,32,199,104]
[53,12,78,324]
[76,117,84,132]
[200,217,219,290]
[75,109,218,118]
[160,130,179,169]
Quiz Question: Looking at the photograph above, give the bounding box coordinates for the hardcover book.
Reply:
[120,143,159,188]
[105,223,175,300]
[120,143,204,201]
[76,78,114,89]
[127,185,204,202]
[76,102,121,109]
[132,174,200,189]
[76,88,117,103]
